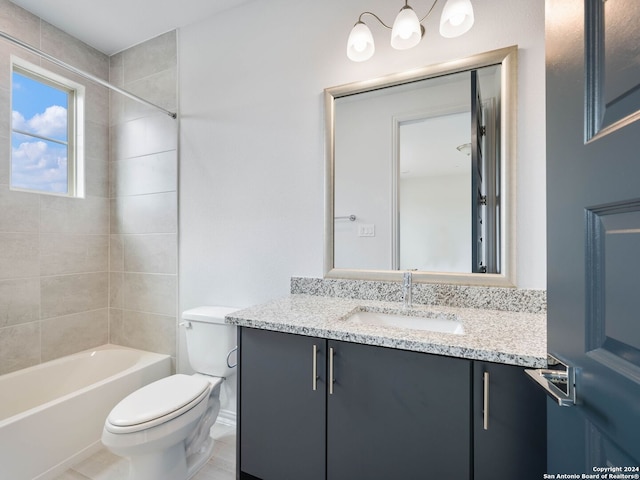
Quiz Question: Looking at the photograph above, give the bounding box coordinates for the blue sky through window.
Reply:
[11,70,69,193]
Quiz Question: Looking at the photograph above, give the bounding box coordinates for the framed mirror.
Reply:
[324,46,517,286]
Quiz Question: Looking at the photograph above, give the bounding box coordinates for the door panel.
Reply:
[546,0,640,472]
[471,70,486,273]
[585,0,640,141]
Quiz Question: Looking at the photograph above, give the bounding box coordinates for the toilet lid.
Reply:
[107,374,210,429]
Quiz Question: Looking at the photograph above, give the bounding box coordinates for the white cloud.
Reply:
[12,105,68,139]
[11,139,68,193]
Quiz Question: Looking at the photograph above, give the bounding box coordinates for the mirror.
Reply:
[324,46,517,286]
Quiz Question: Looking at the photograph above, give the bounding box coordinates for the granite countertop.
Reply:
[226,294,547,368]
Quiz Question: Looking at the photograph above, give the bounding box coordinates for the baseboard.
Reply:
[217,408,236,427]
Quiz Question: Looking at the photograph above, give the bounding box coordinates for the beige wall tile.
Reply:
[0,186,39,233]
[111,115,177,160]
[41,308,108,361]
[0,321,40,375]
[123,67,177,121]
[40,234,108,276]
[122,31,176,84]
[41,272,108,319]
[0,233,39,279]
[0,277,40,327]
[109,235,124,271]
[0,0,40,50]
[40,20,108,79]
[108,307,123,344]
[40,195,109,234]
[120,309,176,356]
[109,52,124,88]
[123,273,176,316]
[109,272,123,308]
[85,83,110,127]
[110,151,177,197]
[124,234,177,274]
[85,156,109,198]
[85,120,109,163]
[110,192,177,234]
[0,133,8,184]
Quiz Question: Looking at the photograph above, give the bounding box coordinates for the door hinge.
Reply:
[480,125,486,136]
[479,195,487,205]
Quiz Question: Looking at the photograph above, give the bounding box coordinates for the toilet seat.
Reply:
[105,374,211,434]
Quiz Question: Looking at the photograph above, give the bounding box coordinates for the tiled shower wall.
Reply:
[108,32,178,361]
[0,0,110,375]
[0,0,178,375]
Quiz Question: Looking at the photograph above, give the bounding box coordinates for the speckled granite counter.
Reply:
[226,294,547,368]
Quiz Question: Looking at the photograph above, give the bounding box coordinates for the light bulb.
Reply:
[347,21,375,62]
[439,0,474,38]
[391,6,422,50]
[449,13,465,27]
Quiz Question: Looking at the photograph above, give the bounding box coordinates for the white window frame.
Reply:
[10,56,85,198]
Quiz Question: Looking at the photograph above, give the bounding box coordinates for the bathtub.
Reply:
[0,344,171,480]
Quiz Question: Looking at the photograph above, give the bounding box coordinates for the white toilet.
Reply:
[102,306,239,480]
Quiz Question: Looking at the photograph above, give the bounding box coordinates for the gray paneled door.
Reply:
[471,69,486,274]
[546,0,640,473]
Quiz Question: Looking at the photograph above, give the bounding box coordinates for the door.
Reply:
[239,328,326,480]
[471,69,487,273]
[326,340,471,480]
[546,0,640,472]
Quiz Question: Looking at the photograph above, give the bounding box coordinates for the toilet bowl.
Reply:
[101,306,239,480]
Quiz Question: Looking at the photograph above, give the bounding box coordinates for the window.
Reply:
[10,57,84,197]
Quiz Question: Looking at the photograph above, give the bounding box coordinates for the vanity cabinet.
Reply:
[239,327,471,480]
[238,327,546,480]
[473,361,546,480]
[239,328,326,480]
[326,339,471,480]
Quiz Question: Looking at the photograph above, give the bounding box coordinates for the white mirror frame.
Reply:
[324,45,518,286]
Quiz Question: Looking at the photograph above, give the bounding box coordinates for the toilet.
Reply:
[101,306,239,480]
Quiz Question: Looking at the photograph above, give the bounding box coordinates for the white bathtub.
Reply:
[0,344,172,480]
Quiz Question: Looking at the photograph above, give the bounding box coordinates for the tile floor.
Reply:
[53,423,236,480]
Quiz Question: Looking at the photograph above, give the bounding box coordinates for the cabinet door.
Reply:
[239,328,326,480]
[327,340,472,480]
[473,361,546,480]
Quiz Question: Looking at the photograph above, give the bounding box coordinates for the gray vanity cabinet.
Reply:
[327,339,472,480]
[238,327,472,480]
[239,327,326,480]
[473,361,547,480]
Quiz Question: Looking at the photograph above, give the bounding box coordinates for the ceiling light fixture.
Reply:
[347,0,474,62]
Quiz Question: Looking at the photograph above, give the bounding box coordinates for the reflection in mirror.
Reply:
[325,47,517,286]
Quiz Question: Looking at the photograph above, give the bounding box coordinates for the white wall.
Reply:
[178,0,545,413]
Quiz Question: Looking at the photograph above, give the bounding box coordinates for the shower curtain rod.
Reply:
[0,30,177,119]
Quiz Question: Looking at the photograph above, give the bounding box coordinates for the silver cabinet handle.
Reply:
[312,344,318,391]
[329,347,335,395]
[525,354,576,406]
[483,371,489,430]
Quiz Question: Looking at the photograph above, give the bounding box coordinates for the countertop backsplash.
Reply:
[290,277,546,314]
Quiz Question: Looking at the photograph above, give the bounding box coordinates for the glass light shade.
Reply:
[439,0,474,38]
[390,6,422,50]
[347,21,375,62]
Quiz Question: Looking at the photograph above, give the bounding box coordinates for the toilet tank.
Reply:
[182,306,240,378]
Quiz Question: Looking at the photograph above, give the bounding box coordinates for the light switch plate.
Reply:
[358,224,375,237]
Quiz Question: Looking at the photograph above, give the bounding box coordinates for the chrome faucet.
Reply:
[402,271,412,308]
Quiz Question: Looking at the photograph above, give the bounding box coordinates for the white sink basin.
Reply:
[346,310,465,335]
